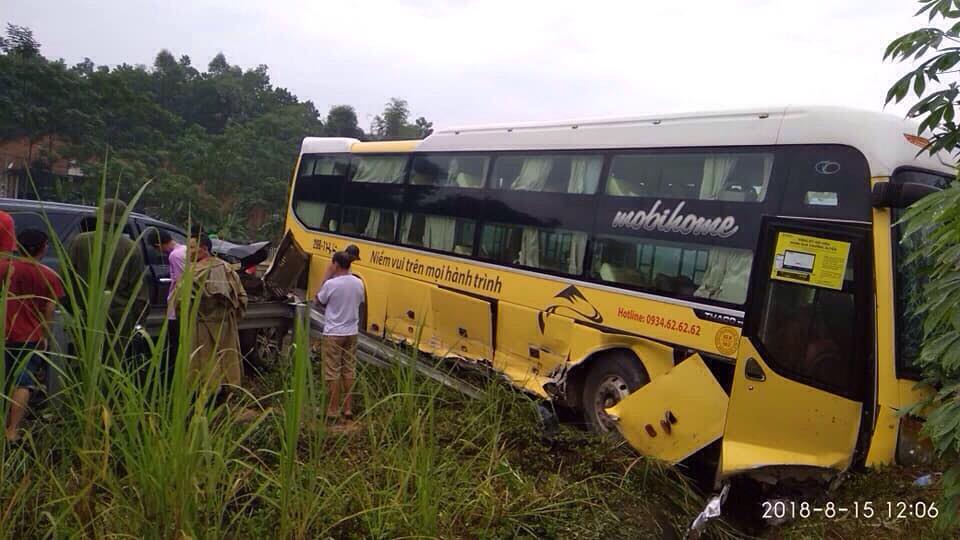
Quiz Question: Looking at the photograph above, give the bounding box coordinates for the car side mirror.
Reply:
[871,181,940,209]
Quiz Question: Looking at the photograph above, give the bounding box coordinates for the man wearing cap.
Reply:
[1,228,64,441]
[67,199,149,351]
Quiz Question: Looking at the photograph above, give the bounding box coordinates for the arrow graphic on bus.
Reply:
[538,285,604,333]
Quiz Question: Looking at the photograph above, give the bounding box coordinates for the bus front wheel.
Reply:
[581,351,649,433]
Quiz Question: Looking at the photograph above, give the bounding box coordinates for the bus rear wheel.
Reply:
[581,352,648,433]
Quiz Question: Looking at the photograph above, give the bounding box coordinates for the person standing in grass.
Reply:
[145,227,187,376]
[183,230,247,402]
[2,228,64,442]
[67,199,149,351]
[316,251,364,424]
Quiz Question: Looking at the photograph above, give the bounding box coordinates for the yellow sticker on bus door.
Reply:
[770,232,850,290]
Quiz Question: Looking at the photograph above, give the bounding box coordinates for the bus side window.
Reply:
[350,156,406,184]
[293,155,348,231]
[605,151,774,202]
[480,223,587,275]
[341,207,398,242]
[411,155,489,188]
[492,154,601,195]
[591,235,752,305]
[400,213,475,255]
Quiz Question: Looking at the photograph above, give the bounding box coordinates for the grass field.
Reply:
[1,323,725,538]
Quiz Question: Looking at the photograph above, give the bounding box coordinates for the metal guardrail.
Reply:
[49,301,483,401]
[303,304,484,400]
[142,301,296,334]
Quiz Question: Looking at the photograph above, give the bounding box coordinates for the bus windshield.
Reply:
[893,169,953,378]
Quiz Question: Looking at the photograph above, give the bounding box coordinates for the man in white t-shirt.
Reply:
[316,251,365,423]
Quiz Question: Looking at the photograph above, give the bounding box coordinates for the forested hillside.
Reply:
[0,24,432,240]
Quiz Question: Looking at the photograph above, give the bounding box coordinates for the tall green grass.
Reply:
[0,172,716,539]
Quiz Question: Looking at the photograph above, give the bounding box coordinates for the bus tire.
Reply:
[581,351,649,433]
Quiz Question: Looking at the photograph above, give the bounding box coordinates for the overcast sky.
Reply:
[4,0,927,130]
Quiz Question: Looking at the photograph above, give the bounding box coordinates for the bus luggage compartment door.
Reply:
[607,354,728,463]
[429,287,493,362]
[384,276,435,352]
[720,218,874,479]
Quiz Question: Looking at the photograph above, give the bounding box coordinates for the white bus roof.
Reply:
[301,106,955,177]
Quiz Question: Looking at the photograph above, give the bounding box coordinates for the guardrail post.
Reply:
[294,301,308,330]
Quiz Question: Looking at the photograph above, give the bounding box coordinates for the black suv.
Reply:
[0,198,187,308]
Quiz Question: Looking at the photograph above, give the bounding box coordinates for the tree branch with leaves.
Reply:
[886,0,960,530]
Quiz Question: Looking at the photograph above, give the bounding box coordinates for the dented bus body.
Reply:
[282,106,953,487]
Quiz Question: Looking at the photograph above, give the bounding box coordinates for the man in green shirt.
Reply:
[67,199,149,351]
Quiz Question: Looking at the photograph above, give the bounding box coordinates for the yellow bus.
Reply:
[282,106,953,486]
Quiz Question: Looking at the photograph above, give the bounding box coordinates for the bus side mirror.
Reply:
[871,181,940,209]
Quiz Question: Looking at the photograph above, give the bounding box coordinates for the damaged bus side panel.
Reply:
[608,354,729,463]
[607,217,875,485]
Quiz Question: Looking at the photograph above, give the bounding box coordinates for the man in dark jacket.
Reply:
[67,199,149,352]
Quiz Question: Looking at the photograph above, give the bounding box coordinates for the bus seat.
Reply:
[717,185,747,202]
[455,172,482,188]
[453,244,472,255]
[607,176,641,197]
[717,184,757,202]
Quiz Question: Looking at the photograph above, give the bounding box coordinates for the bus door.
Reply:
[720,217,875,478]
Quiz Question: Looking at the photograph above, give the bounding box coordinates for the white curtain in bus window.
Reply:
[699,157,738,199]
[352,156,406,183]
[363,209,396,241]
[694,248,752,304]
[313,157,341,175]
[567,157,602,194]
[400,213,474,253]
[519,229,540,267]
[364,210,381,238]
[567,231,588,274]
[496,155,602,194]
[295,201,338,231]
[423,216,456,250]
[511,158,553,191]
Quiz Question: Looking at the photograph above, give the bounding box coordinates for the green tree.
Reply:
[414,116,434,138]
[323,105,364,138]
[371,97,433,140]
[0,29,99,161]
[0,24,40,57]
[0,25,364,240]
[885,0,960,529]
[371,97,410,139]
